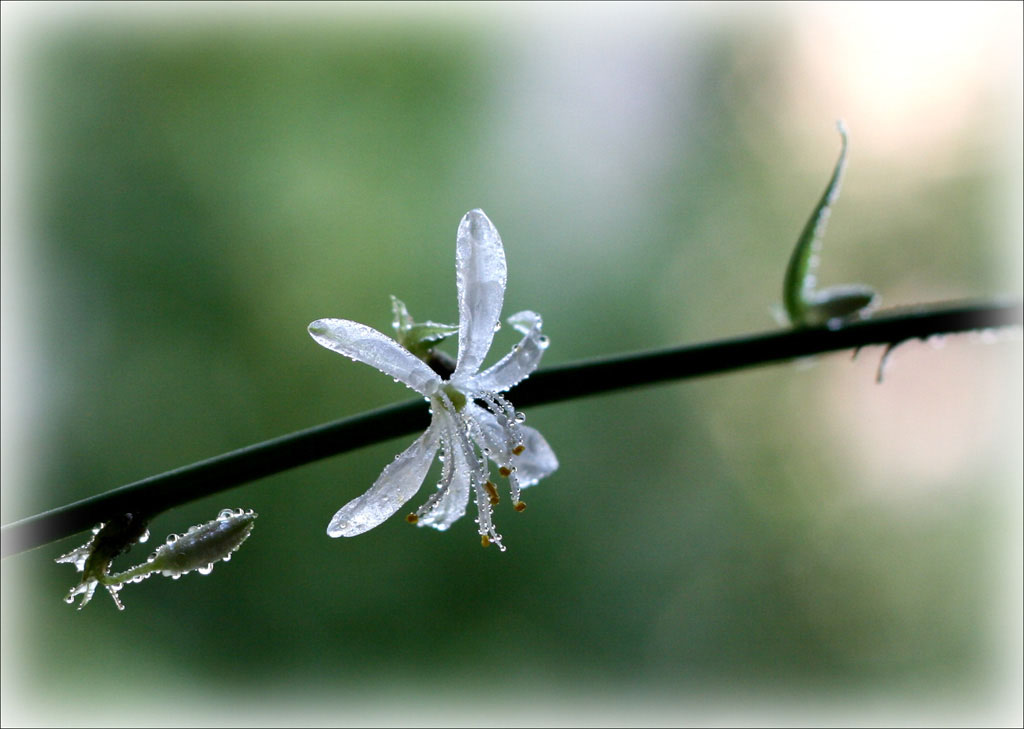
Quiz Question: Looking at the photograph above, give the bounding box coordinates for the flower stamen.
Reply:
[479,391,527,457]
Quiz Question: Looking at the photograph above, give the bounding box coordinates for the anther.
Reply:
[514,500,527,512]
[499,466,512,477]
[405,513,419,524]
[481,534,491,548]
[512,444,525,456]
[484,481,500,506]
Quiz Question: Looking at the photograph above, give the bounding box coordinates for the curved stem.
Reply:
[2,299,1020,558]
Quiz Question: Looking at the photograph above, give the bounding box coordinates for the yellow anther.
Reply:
[481,534,491,548]
[405,513,419,524]
[499,466,512,477]
[512,444,525,456]
[514,501,527,512]
[483,481,500,506]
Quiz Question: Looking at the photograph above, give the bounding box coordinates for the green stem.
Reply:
[2,299,1020,558]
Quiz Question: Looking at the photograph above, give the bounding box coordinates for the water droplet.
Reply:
[165,534,179,545]
[218,509,234,520]
[537,335,550,349]
[198,564,214,575]
[514,412,526,424]
[979,328,999,344]
[493,322,502,332]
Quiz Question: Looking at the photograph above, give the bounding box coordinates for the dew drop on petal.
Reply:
[514,412,526,424]
[538,335,550,349]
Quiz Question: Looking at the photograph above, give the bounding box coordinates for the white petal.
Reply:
[417,431,471,531]
[453,209,507,380]
[327,425,439,537]
[309,318,440,396]
[472,311,547,393]
[468,404,558,487]
[512,424,559,486]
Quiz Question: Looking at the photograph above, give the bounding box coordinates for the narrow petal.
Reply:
[472,311,547,393]
[468,404,558,487]
[327,425,440,537]
[453,209,507,380]
[418,429,471,531]
[309,318,440,396]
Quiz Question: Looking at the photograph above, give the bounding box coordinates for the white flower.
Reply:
[308,209,558,550]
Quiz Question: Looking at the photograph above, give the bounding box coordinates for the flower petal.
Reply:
[453,209,507,381]
[472,311,547,393]
[512,424,559,486]
[309,318,440,396]
[417,430,471,531]
[468,404,558,487]
[327,425,440,537]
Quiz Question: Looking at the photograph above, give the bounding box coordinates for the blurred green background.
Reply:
[2,3,1021,725]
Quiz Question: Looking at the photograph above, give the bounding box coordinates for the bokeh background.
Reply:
[2,2,1021,725]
